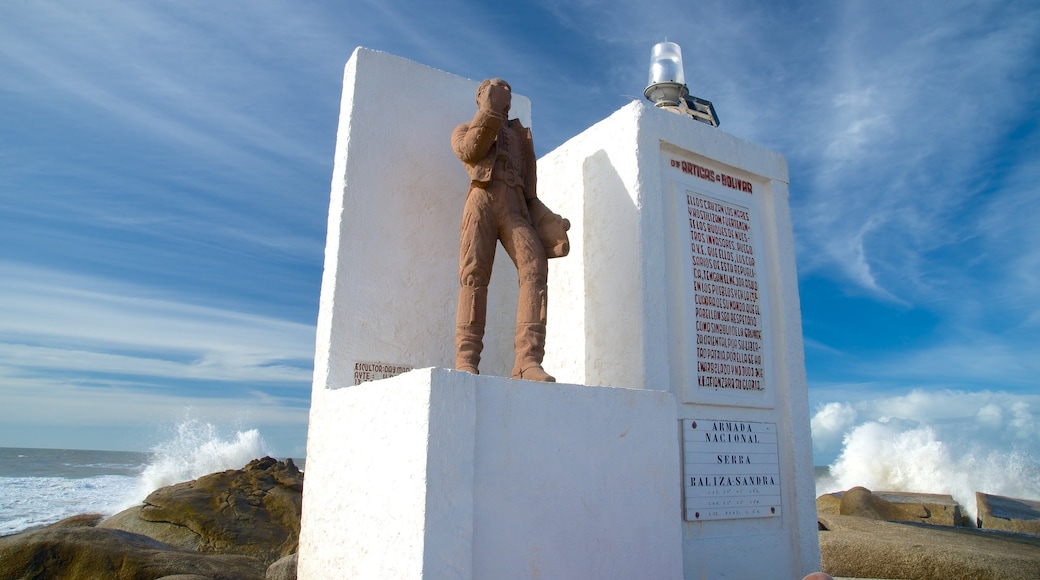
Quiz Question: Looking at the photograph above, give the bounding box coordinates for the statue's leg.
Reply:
[502,215,554,382]
[456,190,495,374]
[456,284,488,374]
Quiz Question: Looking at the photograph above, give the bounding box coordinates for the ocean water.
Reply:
[0,419,275,536]
[0,448,148,535]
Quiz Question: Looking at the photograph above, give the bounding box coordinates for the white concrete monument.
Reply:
[299,47,819,579]
[538,102,820,576]
[298,48,684,579]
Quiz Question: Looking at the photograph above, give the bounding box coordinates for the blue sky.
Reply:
[1,1,1038,474]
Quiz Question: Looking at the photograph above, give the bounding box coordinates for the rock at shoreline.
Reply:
[817,486,964,526]
[818,488,1040,579]
[266,553,300,580]
[819,513,1040,579]
[977,492,1040,534]
[0,514,267,580]
[100,456,303,566]
[2,457,302,579]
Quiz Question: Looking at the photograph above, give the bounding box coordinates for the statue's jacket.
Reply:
[451,106,570,259]
[452,108,538,207]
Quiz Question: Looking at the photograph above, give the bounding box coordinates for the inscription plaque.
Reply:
[681,418,781,521]
[352,360,414,386]
[687,192,764,392]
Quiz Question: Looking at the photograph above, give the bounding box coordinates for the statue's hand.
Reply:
[486,83,511,116]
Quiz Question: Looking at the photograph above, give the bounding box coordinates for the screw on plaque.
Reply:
[770,507,776,514]
[691,421,698,430]
[695,512,700,518]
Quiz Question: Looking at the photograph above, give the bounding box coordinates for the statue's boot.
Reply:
[455,285,488,374]
[511,283,555,382]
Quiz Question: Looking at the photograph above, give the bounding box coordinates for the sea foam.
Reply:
[0,419,270,535]
[818,419,1040,522]
[120,418,269,510]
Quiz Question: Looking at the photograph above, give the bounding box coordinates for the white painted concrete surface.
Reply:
[298,368,683,579]
[302,47,818,579]
[537,102,820,578]
[312,47,532,391]
[301,47,682,579]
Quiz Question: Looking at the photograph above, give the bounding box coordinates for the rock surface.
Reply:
[100,456,303,566]
[818,486,964,526]
[0,514,267,580]
[266,553,299,580]
[819,513,1040,580]
[977,492,1040,534]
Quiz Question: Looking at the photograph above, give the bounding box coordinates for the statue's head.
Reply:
[476,78,511,115]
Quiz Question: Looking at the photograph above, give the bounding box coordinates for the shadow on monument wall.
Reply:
[581,149,640,387]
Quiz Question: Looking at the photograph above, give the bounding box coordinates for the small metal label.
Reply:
[681,418,781,521]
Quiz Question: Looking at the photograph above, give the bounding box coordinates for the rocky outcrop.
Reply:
[100,456,303,566]
[266,553,299,580]
[0,456,303,579]
[817,486,964,526]
[977,492,1040,534]
[819,513,1040,580]
[0,514,267,580]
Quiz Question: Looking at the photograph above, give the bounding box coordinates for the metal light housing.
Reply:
[644,41,688,107]
[643,41,720,127]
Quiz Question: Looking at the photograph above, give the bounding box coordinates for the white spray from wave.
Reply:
[117,418,269,510]
[0,419,271,535]
[818,418,1040,522]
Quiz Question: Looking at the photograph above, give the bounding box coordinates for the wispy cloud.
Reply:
[792,1,1040,305]
[0,344,309,385]
[0,262,314,384]
[875,340,1040,389]
[0,374,308,428]
[0,2,330,171]
[0,261,313,452]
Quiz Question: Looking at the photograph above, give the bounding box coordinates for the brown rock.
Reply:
[839,486,925,520]
[815,493,841,516]
[874,490,964,526]
[101,504,203,550]
[266,552,298,580]
[0,522,266,580]
[47,513,106,528]
[819,513,1040,580]
[826,486,963,525]
[977,492,1040,534]
[101,456,303,566]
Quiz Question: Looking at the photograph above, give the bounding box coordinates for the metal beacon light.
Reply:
[643,41,720,127]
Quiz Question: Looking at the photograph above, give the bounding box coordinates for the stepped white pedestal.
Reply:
[298,368,682,578]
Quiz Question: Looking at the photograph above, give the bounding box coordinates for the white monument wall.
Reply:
[312,47,531,391]
[299,48,684,579]
[538,103,820,578]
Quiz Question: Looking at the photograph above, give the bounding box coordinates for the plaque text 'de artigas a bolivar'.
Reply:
[682,419,780,521]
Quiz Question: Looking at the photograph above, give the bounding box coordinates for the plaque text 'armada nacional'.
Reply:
[682,419,781,521]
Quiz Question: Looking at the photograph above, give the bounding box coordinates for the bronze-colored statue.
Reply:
[452,78,569,382]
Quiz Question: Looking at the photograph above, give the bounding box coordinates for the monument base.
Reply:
[298,368,682,579]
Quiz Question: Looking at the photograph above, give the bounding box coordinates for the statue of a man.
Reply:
[452,78,569,382]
